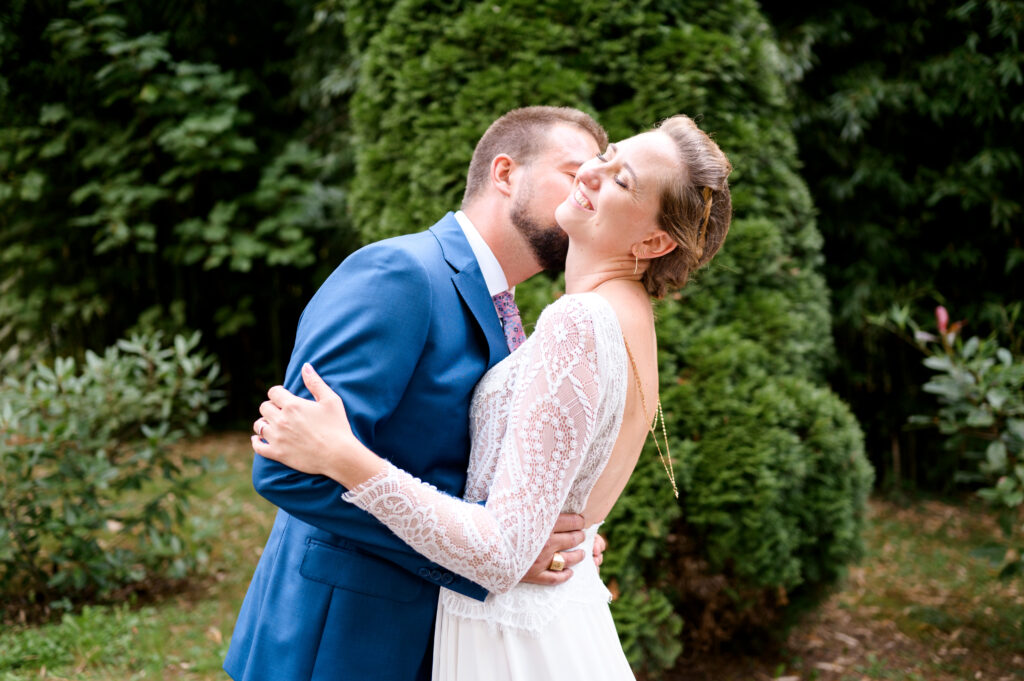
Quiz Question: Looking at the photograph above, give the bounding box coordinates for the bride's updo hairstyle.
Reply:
[644,115,733,299]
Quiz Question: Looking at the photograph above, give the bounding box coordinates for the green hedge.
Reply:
[346,0,873,674]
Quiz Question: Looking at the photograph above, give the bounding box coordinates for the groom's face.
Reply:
[511,124,601,273]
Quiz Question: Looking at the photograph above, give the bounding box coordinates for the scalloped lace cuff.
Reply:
[341,461,397,502]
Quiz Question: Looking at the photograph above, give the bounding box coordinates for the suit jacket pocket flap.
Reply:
[300,538,424,603]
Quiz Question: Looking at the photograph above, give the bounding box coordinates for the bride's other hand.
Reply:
[252,363,384,487]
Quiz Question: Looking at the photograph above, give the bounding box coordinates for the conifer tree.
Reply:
[346,0,874,671]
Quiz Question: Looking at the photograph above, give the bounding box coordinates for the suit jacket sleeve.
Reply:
[252,241,488,600]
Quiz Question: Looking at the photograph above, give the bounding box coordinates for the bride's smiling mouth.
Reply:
[572,186,594,211]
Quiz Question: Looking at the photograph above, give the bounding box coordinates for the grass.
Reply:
[2,433,1023,680]
[0,434,273,681]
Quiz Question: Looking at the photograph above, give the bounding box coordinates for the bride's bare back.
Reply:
[581,280,664,524]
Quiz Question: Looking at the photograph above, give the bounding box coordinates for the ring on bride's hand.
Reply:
[257,419,267,439]
[549,552,566,572]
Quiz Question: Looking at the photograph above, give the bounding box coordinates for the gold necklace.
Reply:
[622,337,679,498]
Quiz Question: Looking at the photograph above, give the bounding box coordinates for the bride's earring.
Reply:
[633,254,638,276]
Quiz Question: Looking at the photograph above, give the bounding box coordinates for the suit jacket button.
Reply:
[418,568,430,577]
[430,569,442,581]
[442,573,454,585]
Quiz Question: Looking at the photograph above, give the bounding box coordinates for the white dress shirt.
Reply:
[454,210,510,297]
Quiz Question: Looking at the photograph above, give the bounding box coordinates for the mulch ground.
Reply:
[661,499,1024,681]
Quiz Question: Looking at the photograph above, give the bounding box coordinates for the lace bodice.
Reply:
[343,293,627,595]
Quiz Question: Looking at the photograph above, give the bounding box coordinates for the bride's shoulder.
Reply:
[592,284,653,339]
[538,293,611,322]
[534,293,622,340]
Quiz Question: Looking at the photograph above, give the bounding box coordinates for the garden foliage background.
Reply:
[1,0,1020,674]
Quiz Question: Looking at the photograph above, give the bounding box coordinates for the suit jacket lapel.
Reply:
[430,214,510,369]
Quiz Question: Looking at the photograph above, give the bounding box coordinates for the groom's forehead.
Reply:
[536,125,600,166]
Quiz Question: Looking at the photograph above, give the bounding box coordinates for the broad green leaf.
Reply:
[986,440,1008,473]
[963,336,981,358]
[966,407,995,428]
[986,389,1009,410]
[19,171,46,201]
[38,103,69,125]
[923,355,954,372]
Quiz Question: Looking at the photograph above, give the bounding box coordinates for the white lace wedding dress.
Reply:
[343,293,635,680]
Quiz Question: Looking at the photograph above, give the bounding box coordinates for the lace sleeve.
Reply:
[342,298,604,593]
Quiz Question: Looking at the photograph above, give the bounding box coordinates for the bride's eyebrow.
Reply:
[608,143,639,188]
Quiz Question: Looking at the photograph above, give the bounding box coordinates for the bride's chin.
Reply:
[554,203,579,234]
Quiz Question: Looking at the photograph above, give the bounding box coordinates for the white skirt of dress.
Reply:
[431,525,635,681]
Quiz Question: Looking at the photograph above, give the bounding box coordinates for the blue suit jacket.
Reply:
[225,214,510,681]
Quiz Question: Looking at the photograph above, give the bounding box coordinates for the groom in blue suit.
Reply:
[225,107,607,681]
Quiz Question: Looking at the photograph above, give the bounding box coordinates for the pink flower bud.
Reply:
[935,306,949,335]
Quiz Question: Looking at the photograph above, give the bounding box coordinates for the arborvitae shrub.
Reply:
[347,0,593,242]
[346,0,873,673]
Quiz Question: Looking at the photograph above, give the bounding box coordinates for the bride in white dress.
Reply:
[251,114,732,680]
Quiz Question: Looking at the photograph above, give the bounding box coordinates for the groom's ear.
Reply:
[490,154,516,198]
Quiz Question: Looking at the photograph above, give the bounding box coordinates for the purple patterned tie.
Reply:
[492,291,526,352]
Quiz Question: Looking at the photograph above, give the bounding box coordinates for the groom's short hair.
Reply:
[461,107,607,205]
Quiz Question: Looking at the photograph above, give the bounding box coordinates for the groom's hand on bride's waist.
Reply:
[520,513,597,586]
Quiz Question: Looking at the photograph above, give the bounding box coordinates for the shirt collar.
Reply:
[454,210,510,297]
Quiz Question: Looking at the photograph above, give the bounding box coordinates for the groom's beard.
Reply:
[510,197,569,274]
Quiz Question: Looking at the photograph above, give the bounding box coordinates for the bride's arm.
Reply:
[254,299,604,593]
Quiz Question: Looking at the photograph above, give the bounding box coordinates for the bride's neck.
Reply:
[564,247,645,295]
